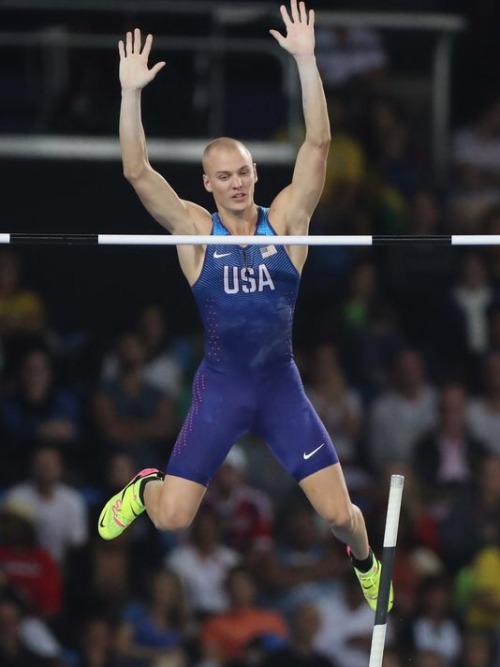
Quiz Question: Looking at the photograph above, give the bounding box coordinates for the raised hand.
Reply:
[118,28,166,91]
[269,0,315,57]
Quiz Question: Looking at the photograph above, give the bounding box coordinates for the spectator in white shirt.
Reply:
[468,351,500,453]
[314,568,392,667]
[165,504,240,618]
[4,445,88,563]
[369,349,437,470]
[410,575,462,666]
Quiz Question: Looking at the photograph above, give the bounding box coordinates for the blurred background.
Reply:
[1,1,500,666]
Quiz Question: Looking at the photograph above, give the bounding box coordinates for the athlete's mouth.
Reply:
[232,193,246,200]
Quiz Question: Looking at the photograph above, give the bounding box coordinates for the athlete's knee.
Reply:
[152,505,195,532]
[325,502,356,533]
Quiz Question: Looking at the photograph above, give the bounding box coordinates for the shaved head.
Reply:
[202,137,253,174]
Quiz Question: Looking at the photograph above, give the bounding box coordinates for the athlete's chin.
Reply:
[227,197,251,214]
[230,195,248,206]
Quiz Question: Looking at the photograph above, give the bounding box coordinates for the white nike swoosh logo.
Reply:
[303,443,325,460]
[214,251,232,259]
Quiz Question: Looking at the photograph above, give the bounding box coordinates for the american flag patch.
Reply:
[260,244,277,259]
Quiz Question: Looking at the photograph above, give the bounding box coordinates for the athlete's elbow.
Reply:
[306,133,331,150]
[123,161,148,182]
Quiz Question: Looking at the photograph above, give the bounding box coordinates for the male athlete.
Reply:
[98,0,392,612]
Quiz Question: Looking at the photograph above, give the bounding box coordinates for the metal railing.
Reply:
[0,3,466,179]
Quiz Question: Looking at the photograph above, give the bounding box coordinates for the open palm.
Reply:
[269,0,315,57]
[118,28,165,90]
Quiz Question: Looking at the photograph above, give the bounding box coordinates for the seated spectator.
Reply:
[166,504,240,618]
[0,573,64,665]
[0,348,81,483]
[253,504,344,616]
[205,444,274,556]
[0,499,62,619]
[101,304,184,400]
[201,565,287,664]
[410,575,462,666]
[0,250,49,383]
[338,259,405,400]
[465,514,500,635]
[316,96,367,221]
[384,190,454,355]
[0,593,55,667]
[412,651,447,667]
[368,348,438,470]
[262,601,336,667]
[412,382,488,501]
[453,253,496,357]
[93,331,178,469]
[451,99,500,229]
[437,253,497,368]
[115,568,189,666]
[72,616,120,667]
[341,260,383,334]
[67,535,135,629]
[481,204,500,287]
[315,26,387,92]
[456,631,493,667]
[314,569,384,667]
[467,351,500,454]
[438,454,500,574]
[382,647,403,667]
[370,98,420,210]
[304,343,364,481]
[3,445,88,565]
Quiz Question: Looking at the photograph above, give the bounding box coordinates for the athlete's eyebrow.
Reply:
[215,166,250,176]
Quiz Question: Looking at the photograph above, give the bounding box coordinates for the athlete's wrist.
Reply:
[121,86,143,96]
[293,52,317,63]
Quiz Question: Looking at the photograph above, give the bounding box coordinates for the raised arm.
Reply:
[119,29,210,235]
[269,0,331,234]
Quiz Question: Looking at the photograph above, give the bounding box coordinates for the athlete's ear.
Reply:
[253,163,258,183]
[203,173,212,192]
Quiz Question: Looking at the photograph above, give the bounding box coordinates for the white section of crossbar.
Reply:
[451,235,500,245]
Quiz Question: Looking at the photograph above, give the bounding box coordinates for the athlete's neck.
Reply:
[217,204,259,236]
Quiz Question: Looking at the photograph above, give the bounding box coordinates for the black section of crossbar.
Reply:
[372,234,452,245]
[10,233,99,245]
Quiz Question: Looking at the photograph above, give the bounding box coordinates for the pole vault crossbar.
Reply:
[1,234,499,246]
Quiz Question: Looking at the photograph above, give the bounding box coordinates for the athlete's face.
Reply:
[203,146,258,212]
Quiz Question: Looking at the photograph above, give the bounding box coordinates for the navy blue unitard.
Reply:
[166,206,338,486]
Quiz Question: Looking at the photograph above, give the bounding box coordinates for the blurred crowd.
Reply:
[2,14,500,667]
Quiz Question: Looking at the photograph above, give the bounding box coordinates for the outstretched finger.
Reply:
[142,33,153,59]
[118,39,125,59]
[280,4,291,27]
[299,1,307,23]
[308,8,315,27]
[133,28,142,54]
[269,29,285,47]
[290,0,300,23]
[126,31,133,56]
[150,61,166,78]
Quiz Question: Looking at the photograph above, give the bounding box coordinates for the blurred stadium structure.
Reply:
[0,1,465,183]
